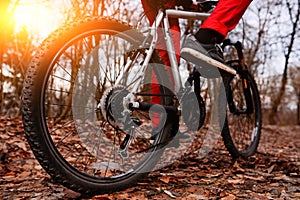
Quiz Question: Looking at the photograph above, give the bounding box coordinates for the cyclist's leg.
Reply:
[199,0,253,38]
[142,0,180,133]
[141,0,180,67]
[181,0,252,75]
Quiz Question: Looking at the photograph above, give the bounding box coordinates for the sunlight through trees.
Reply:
[0,0,299,124]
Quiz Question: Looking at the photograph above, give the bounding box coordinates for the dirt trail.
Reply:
[0,116,299,199]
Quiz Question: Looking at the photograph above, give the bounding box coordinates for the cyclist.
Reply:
[141,0,253,139]
[141,0,253,74]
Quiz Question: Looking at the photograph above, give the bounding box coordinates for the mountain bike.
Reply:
[21,0,261,195]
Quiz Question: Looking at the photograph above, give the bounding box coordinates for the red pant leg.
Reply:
[141,0,180,130]
[141,0,180,99]
[201,0,253,37]
[141,0,180,75]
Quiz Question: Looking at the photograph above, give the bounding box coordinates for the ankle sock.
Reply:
[195,28,225,44]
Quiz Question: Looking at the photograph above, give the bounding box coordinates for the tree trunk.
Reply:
[0,0,11,113]
[298,92,300,125]
[268,0,300,124]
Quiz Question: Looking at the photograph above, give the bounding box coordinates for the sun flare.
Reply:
[13,1,63,38]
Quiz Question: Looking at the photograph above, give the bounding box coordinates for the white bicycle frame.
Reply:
[115,9,210,94]
[116,7,237,100]
[150,9,210,92]
[159,9,211,93]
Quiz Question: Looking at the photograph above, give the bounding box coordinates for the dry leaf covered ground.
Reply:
[0,116,299,199]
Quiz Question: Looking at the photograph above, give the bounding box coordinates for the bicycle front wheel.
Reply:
[221,61,262,158]
[22,17,173,195]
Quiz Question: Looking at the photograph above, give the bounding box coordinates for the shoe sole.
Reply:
[181,47,236,75]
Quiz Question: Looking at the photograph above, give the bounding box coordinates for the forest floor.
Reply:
[0,116,299,199]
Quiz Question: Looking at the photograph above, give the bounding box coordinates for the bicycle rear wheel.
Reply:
[221,61,262,158]
[22,17,173,195]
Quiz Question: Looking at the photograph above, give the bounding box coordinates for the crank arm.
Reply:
[129,102,180,115]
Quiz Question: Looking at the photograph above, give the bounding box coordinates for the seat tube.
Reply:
[163,16,182,93]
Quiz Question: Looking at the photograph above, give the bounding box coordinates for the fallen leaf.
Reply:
[207,173,222,178]
[185,194,208,199]
[18,171,32,178]
[15,142,28,151]
[159,176,170,183]
[204,190,210,197]
[185,186,199,193]
[244,175,265,181]
[219,190,229,197]
[267,164,276,174]
[227,179,245,184]
[236,174,265,181]
[220,194,236,200]
[196,171,206,177]
[232,161,245,173]
[164,190,180,198]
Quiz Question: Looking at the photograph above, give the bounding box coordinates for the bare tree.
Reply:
[0,0,39,115]
[290,67,300,125]
[269,0,300,124]
[0,0,13,113]
[226,0,280,78]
